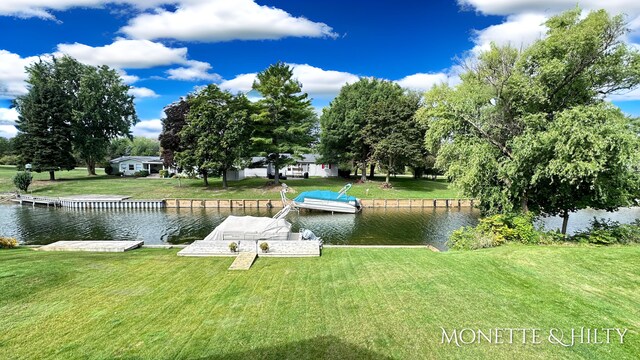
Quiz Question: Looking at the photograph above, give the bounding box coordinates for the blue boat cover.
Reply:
[294,190,358,203]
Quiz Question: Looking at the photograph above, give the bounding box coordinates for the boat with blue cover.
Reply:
[282,184,362,214]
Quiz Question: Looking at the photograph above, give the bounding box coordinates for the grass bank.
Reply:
[1,246,638,359]
[0,165,460,200]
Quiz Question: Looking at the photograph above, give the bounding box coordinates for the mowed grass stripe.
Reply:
[0,246,639,359]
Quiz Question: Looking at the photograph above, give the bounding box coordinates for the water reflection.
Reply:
[1,204,638,248]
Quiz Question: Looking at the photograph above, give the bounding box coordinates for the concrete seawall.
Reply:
[164,198,476,209]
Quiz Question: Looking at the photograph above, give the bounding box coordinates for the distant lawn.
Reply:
[0,245,638,359]
[0,165,461,200]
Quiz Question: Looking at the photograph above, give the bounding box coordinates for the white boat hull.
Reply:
[293,198,361,214]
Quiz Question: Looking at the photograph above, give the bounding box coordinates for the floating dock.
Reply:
[37,241,144,252]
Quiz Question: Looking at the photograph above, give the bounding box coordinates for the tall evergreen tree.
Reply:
[13,58,76,180]
[252,62,316,184]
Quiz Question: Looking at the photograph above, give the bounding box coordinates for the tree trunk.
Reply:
[222,169,228,189]
[521,193,529,213]
[360,162,367,182]
[369,163,375,179]
[354,166,358,177]
[274,165,280,185]
[86,160,96,176]
[561,210,570,236]
[49,170,55,181]
[385,159,391,183]
[203,171,209,187]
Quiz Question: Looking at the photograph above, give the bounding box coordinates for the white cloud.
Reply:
[167,60,221,81]
[608,88,640,102]
[0,108,19,123]
[470,13,546,55]
[396,73,454,92]
[132,119,162,138]
[121,0,337,42]
[57,38,188,69]
[116,69,139,84]
[128,87,159,98]
[220,64,359,99]
[0,0,169,20]
[0,125,17,138]
[0,50,45,98]
[459,0,640,17]
[219,73,257,93]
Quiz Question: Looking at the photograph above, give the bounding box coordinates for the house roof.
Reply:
[110,156,163,164]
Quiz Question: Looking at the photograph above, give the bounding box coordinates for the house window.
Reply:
[120,164,126,171]
[129,164,134,171]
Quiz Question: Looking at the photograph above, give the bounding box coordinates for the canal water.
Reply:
[1,204,639,249]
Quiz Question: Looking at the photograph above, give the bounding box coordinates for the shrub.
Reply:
[447,213,545,250]
[228,242,238,252]
[12,171,33,192]
[134,170,149,177]
[0,237,18,249]
[572,218,640,245]
[104,165,114,175]
[159,169,169,178]
[259,242,269,252]
[0,155,19,165]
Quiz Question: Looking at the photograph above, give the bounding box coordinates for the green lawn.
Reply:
[1,246,638,359]
[0,165,460,200]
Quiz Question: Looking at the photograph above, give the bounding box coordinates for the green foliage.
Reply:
[251,62,316,184]
[447,213,544,250]
[159,169,169,178]
[0,137,13,157]
[104,165,114,175]
[73,63,138,175]
[0,155,19,165]
[0,237,18,249]
[133,170,149,178]
[13,57,78,180]
[176,84,253,188]
[573,219,640,245]
[109,137,160,158]
[12,171,32,192]
[320,78,427,182]
[228,242,238,252]
[259,242,269,252]
[419,8,640,231]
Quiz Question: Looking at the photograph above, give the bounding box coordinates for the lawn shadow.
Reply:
[197,335,393,360]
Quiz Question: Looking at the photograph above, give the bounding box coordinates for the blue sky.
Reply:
[1,0,640,138]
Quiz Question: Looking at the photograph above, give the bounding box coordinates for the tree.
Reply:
[73,63,137,175]
[419,8,640,233]
[108,137,160,158]
[159,98,190,169]
[176,85,253,188]
[365,88,422,183]
[320,78,418,182]
[0,137,12,157]
[13,58,77,180]
[252,62,316,184]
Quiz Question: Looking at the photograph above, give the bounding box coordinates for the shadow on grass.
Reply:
[197,336,393,360]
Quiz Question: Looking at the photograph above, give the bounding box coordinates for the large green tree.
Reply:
[109,136,160,158]
[419,8,640,233]
[319,78,423,182]
[73,63,137,175]
[365,89,422,183]
[252,62,316,184]
[14,58,77,180]
[176,85,253,188]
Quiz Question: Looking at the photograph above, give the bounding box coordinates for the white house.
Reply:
[110,156,166,176]
[243,154,338,179]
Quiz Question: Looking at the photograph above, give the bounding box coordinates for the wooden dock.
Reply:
[37,241,144,252]
[11,195,59,207]
[228,252,257,270]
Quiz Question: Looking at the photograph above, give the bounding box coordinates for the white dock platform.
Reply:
[38,241,143,252]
